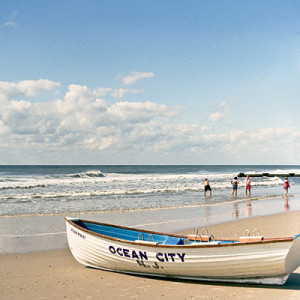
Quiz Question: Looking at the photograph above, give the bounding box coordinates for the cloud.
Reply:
[4,21,17,27]
[0,79,60,101]
[3,10,19,27]
[110,88,144,99]
[208,111,227,121]
[119,71,154,86]
[208,101,229,121]
[0,80,180,153]
[0,78,299,164]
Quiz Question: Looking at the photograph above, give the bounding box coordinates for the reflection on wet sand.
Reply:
[246,201,252,217]
[285,196,289,211]
[205,205,210,223]
[233,203,239,219]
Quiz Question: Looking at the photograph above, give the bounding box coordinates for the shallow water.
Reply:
[1,165,299,216]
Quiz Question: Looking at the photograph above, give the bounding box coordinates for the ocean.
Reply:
[1,165,300,216]
[1,165,300,254]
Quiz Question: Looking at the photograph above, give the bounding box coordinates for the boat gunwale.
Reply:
[65,217,294,249]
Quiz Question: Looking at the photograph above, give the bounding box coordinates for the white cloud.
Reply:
[110,88,144,99]
[3,10,19,27]
[0,79,299,164]
[106,101,176,124]
[4,21,17,27]
[208,101,229,121]
[119,71,154,86]
[208,111,227,121]
[199,126,211,132]
[218,101,227,108]
[0,81,179,153]
[0,79,60,100]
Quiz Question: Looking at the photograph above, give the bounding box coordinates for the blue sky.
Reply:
[1,0,300,164]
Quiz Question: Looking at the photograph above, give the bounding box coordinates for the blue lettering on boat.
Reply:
[116,248,123,256]
[123,249,130,258]
[156,253,185,262]
[156,253,164,262]
[139,251,148,260]
[177,253,185,262]
[109,246,185,263]
[131,251,139,259]
[108,246,148,260]
[70,227,86,239]
[109,246,116,254]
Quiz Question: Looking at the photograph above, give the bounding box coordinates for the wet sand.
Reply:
[2,194,300,255]
[1,210,300,300]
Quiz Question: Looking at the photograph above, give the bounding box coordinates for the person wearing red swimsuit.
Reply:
[245,175,251,196]
[283,177,290,196]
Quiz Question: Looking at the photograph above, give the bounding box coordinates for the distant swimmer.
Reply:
[283,177,290,196]
[204,178,212,197]
[231,176,239,197]
[245,175,251,196]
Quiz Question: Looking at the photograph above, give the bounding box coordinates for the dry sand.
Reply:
[1,211,300,300]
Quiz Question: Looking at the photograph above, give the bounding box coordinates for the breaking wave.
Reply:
[1,165,299,216]
[67,170,105,178]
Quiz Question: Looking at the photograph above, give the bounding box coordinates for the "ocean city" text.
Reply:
[108,246,186,262]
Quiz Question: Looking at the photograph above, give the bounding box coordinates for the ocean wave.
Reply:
[0,169,286,190]
[0,166,298,217]
[0,184,46,190]
[67,170,105,178]
[0,178,284,202]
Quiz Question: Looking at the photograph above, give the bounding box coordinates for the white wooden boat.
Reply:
[65,217,300,285]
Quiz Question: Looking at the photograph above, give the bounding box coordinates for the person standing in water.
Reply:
[283,177,290,196]
[231,176,239,197]
[245,175,251,196]
[204,178,212,197]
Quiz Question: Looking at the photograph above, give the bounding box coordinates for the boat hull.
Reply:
[66,219,300,285]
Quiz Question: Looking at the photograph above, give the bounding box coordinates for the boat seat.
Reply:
[240,229,264,242]
[239,236,264,243]
[135,240,158,245]
[190,241,220,246]
[187,234,212,242]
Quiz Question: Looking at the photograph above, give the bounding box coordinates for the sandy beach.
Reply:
[1,210,300,300]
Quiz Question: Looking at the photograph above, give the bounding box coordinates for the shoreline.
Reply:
[1,193,297,218]
[1,194,300,255]
[1,210,300,299]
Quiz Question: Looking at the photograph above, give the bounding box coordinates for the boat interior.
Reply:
[72,219,238,246]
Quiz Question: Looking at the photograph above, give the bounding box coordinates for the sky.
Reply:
[0,0,300,165]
